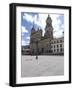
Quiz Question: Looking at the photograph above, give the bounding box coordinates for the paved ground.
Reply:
[21,55,64,77]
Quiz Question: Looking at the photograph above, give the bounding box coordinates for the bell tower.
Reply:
[44,15,53,39]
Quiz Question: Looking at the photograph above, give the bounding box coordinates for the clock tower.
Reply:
[44,15,53,39]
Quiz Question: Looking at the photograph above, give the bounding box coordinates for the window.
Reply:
[57,45,59,48]
[42,48,44,53]
[60,48,62,52]
[32,49,34,53]
[51,41,53,44]
[26,51,29,53]
[57,49,59,52]
[60,40,62,43]
[60,44,62,47]
[57,40,59,43]
[54,49,56,52]
[50,31,52,36]
[51,45,53,48]
[54,41,56,43]
[54,45,55,48]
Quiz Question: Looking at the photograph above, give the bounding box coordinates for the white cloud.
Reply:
[50,14,64,38]
[22,40,30,46]
[21,33,24,37]
[23,13,48,36]
[37,14,64,37]
[23,13,37,23]
[61,24,64,29]
[36,14,48,36]
[26,36,30,40]
[23,14,33,22]
[54,29,64,38]
[50,14,61,32]
[23,13,64,38]
[21,26,28,33]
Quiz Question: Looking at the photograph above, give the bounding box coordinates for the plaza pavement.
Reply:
[21,55,64,77]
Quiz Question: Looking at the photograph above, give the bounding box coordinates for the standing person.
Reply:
[35,40,39,64]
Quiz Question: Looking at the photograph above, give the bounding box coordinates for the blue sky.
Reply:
[21,12,64,46]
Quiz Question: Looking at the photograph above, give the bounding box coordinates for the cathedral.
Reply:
[22,15,64,55]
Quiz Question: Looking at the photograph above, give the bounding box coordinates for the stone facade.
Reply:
[30,15,64,55]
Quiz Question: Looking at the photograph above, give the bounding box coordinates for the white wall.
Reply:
[0,0,72,89]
